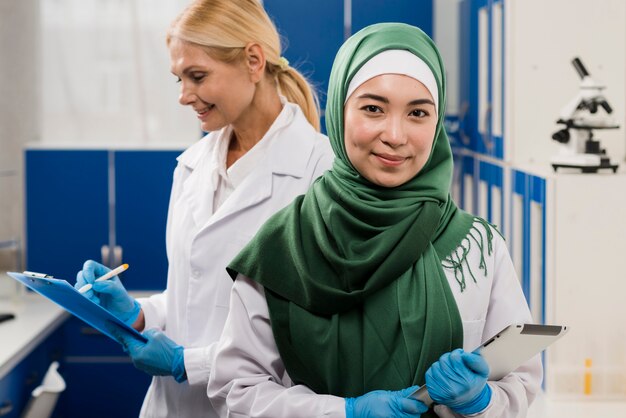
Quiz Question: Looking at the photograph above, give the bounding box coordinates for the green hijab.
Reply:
[228,23,479,404]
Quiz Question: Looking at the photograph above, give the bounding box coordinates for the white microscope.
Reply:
[551,57,620,173]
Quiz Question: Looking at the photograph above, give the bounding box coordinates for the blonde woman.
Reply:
[74,0,333,416]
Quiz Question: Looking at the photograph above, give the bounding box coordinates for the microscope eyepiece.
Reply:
[600,100,613,114]
[552,128,570,144]
[572,57,590,79]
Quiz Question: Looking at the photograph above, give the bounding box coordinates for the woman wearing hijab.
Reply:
[208,23,541,418]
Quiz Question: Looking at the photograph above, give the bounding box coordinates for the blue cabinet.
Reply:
[25,150,109,282]
[25,148,180,417]
[478,160,504,233]
[351,0,433,36]
[510,169,546,324]
[0,332,63,418]
[459,0,505,159]
[263,0,344,122]
[25,148,181,290]
[52,318,151,418]
[114,151,178,289]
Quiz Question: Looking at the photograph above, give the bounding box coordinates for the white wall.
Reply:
[0,1,198,276]
[434,0,462,115]
[40,0,197,146]
[0,0,39,258]
[506,0,626,166]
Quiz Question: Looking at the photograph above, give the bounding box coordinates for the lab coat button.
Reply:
[192,270,200,278]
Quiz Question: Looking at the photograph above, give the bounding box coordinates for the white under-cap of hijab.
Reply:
[345,49,439,113]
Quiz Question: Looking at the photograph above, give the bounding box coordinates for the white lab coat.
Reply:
[136,102,334,418]
[208,222,543,418]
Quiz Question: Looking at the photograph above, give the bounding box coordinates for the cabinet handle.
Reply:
[480,104,494,152]
[24,371,39,386]
[458,101,471,146]
[101,244,111,267]
[80,326,103,336]
[0,401,13,416]
[113,245,123,268]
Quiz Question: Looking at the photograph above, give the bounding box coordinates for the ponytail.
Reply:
[271,64,320,131]
[169,0,322,131]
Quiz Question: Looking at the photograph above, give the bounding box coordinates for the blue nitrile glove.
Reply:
[345,386,428,418]
[425,348,492,415]
[111,327,186,383]
[75,259,140,327]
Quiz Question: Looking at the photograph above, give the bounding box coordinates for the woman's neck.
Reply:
[227,80,283,168]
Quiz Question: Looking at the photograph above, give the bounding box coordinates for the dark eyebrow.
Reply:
[356,93,435,108]
[356,93,388,104]
[408,98,436,107]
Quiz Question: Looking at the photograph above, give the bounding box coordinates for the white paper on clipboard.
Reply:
[8,271,147,343]
[410,323,568,405]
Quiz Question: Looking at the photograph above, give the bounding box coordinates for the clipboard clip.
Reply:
[23,271,54,279]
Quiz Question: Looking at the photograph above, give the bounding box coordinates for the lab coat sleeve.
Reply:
[208,275,346,418]
[136,291,167,331]
[436,231,543,418]
[183,343,217,387]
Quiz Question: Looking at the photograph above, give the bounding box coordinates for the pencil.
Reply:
[78,263,129,294]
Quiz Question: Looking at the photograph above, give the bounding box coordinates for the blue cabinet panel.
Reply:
[26,150,109,280]
[263,0,344,116]
[0,332,63,418]
[59,317,126,357]
[478,160,504,231]
[458,0,472,151]
[511,169,530,301]
[52,318,151,418]
[114,151,180,290]
[54,362,151,418]
[352,0,433,37]
[461,155,476,213]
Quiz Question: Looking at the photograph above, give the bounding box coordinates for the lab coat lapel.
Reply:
[198,104,315,231]
[206,161,273,228]
[177,135,220,230]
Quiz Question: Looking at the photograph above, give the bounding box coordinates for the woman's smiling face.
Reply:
[343,73,438,188]
[169,38,256,133]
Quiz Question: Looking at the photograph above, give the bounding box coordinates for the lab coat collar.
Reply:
[179,101,318,231]
[177,101,316,178]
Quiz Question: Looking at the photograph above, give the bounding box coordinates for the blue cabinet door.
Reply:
[478,160,504,233]
[263,0,344,129]
[114,150,180,290]
[26,150,109,280]
[52,317,152,418]
[460,0,505,159]
[0,331,63,418]
[54,362,151,418]
[352,0,433,36]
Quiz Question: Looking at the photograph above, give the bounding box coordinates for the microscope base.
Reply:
[551,155,619,173]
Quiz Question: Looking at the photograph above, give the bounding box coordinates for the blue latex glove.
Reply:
[111,326,187,383]
[75,259,140,327]
[345,386,428,418]
[425,348,492,415]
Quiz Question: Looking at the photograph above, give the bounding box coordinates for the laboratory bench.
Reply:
[0,292,152,418]
[528,393,626,418]
[0,294,66,418]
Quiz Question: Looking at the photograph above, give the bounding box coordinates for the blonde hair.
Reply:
[167,0,321,131]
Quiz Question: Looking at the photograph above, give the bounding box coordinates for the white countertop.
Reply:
[528,392,626,418]
[0,294,68,379]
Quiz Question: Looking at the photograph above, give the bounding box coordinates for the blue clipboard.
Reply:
[8,271,147,343]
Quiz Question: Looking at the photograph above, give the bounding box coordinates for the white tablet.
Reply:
[410,323,569,405]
